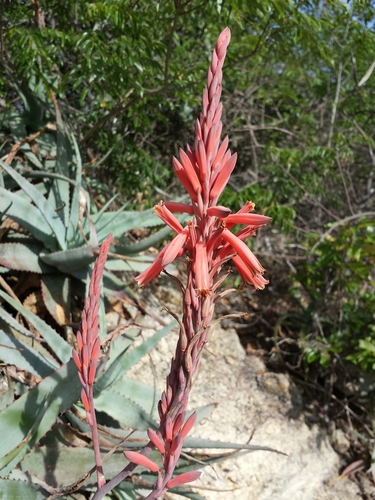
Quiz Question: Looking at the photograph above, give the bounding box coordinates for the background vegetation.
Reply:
[0,0,375,496]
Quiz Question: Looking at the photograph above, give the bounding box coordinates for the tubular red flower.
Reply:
[172,157,199,201]
[154,201,184,234]
[194,242,210,296]
[178,149,202,192]
[221,228,265,275]
[161,230,188,267]
[232,255,269,290]
[220,213,271,226]
[134,247,168,288]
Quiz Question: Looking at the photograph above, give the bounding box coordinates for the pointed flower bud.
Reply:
[163,201,194,214]
[207,205,232,218]
[147,428,166,454]
[180,411,197,439]
[123,451,159,473]
[210,153,237,200]
[166,471,202,489]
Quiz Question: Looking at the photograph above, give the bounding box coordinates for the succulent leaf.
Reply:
[93,389,156,431]
[41,274,70,325]
[0,160,67,251]
[0,359,81,463]
[0,329,57,378]
[0,290,72,364]
[0,479,48,499]
[0,243,53,273]
[40,246,98,274]
[95,320,176,394]
[0,187,56,250]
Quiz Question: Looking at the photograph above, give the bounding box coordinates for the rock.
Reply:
[329,426,351,455]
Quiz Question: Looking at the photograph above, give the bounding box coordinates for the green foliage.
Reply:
[2,0,375,490]
[0,89,170,325]
[291,219,375,369]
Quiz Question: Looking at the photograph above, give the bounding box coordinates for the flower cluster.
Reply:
[135,27,270,295]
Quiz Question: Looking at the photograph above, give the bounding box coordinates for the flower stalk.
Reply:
[72,233,112,490]
[130,26,270,498]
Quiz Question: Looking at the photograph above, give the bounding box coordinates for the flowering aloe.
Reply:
[130,26,270,498]
[86,27,270,500]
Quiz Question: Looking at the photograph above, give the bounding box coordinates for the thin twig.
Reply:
[336,153,354,215]
[164,0,182,87]
[273,157,340,221]
[1,123,57,165]
[327,6,353,147]
[309,212,375,255]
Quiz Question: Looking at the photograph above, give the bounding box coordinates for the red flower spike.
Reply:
[166,471,202,489]
[147,428,166,454]
[131,28,270,498]
[123,451,159,473]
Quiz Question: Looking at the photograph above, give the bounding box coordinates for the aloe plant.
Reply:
[0,91,173,328]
